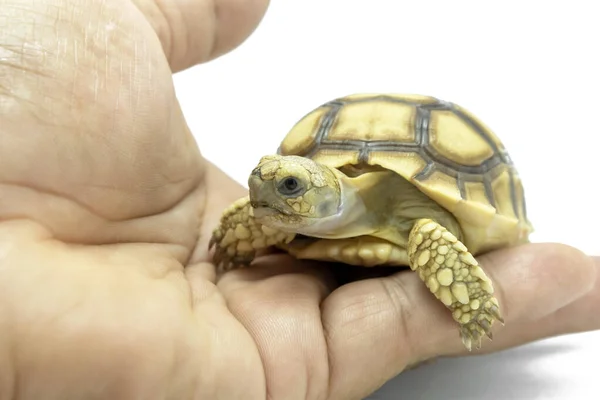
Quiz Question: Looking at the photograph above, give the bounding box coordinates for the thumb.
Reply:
[131,0,270,71]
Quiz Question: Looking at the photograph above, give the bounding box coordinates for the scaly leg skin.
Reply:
[407,218,504,351]
[209,196,295,271]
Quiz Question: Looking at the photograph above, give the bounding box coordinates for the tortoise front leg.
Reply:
[407,218,504,351]
[209,196,296,271]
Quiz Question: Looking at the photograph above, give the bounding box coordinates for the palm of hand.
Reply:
[0,1,598,399]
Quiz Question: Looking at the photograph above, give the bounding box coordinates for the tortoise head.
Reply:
[248,155,342,233]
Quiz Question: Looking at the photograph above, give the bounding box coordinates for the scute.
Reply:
[329,100,416,143]
[277,93,533,254]
[367,151,427,181]
[277,105,329,156]
[341,93,439,104]
[452,103,506,150]
[428,109,495,166]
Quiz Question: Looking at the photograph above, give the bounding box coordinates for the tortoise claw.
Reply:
[208,229,222,251]
[489,305,504,324]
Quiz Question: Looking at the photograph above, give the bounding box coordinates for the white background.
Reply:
[173,1,599,399]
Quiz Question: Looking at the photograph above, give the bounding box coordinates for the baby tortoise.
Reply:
[209,93,533,351]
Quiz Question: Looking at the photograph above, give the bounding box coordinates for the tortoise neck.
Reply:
[290,167,374,239]
[350,170,463,246]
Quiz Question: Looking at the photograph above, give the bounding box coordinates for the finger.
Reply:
[192,162,247,266]
[131,0,270,71]
[467,255,600,353]
[543,255,600,333]
[321,243,595,400]
[217,255,336,399]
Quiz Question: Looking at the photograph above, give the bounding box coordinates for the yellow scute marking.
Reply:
[453,104,505,150]
[340,93,438,104]
[491,168,517,219]
[280,107,327,155]
[429,110,494,166]
[329,101,416,142]
[339,93,386,101]
[512,173,526,221]
[311,149,358,167]
[464,181,490,206]
[414,170,461,211]
[370,152,427,179]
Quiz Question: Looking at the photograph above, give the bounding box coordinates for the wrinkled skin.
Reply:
[0,1,598,399]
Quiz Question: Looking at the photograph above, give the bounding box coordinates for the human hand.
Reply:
[0,1,598,399]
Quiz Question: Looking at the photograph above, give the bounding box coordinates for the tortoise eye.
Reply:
[278,177,303,196]
[283,177,298,190]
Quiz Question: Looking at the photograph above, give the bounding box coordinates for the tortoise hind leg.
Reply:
[407,218,503,351]
[209,196,296,271]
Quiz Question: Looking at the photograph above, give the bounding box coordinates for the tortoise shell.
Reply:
[277,93,533,255]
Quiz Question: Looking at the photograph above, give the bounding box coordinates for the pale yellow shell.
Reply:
[277,93,533,255]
